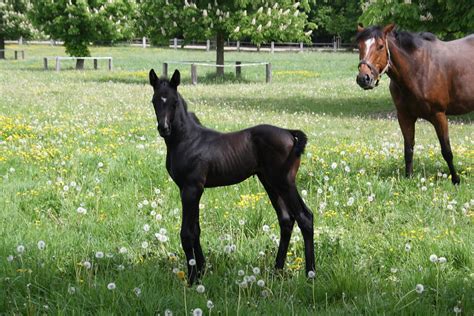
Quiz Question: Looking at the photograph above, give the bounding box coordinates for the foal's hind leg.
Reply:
[258,174,295,270]
[431,112,460,185]
[278,184,315,275]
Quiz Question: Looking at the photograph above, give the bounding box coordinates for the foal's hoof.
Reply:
[451,175,460,185]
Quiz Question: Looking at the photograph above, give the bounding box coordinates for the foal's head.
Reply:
[149,69,181,138]
[356,24,395,90]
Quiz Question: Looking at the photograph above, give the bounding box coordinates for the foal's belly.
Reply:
[204,165,256,188]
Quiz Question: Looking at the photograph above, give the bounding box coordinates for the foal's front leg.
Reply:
[180,185,204,285]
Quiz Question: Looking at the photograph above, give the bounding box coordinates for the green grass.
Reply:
[0,44,473,315]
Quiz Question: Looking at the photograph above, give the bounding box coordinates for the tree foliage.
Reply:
[359,0,474,40]
[0,0,35,39]
[29,0,136,57]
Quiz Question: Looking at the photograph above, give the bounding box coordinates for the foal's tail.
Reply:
[290,130,307,157]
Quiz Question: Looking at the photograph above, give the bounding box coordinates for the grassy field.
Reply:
[0,44,473,315]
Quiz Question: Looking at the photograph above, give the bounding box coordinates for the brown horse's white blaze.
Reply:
[355,24,474,184]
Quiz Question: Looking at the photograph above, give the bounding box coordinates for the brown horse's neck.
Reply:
[386,35,425,92]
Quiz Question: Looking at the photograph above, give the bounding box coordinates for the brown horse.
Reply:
[355,24,474,184]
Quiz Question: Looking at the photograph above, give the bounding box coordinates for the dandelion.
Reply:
[119,247,127,254]
[196,284,205,293]
[405,242,411,252]
[429,254,438,263]
[189,259,196,266]
[301,189,308,197]
[7,255,14,262]
[151,201,158,208]
[63,185,69,191]
[262,224,270,232]
[137,203,143,209]
[141,241,149,249]
[253,267,260,275]
[261,289,269,297]
[95,251,104,259]
[97,162,104,168]
[155,214,163,221]
[239,219,245,225]
[257,279,265,287]
[347,197,355,206]
[107,282,116,290]
[331,162,337,169]
[344,166,350,173]
[37,240,46,250]
[438,257,447,264]
[308,271,316,278]
[134,287,142,297]
[207,300,214,309]
[16,245,25,254]
[83,261,92,269]
[193,308,203,316]
[143,224,150,232]
[68,286,76,294]
[77,206,87,214]
[239,280,248,288]
[415,283,424,294]
[238,269,245,276]
[453,306,462,314]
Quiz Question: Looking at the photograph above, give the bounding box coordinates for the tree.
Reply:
[29,0,136,68]
[0,0,35,59]
[359,0,474,40]
[309,0,362,43]
[137,0,316,76]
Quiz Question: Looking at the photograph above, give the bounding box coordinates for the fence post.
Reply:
[191,64,197,85]
[206,40,210,52]
[266,63,272,83]
[94,59,98,70]
[271,41,274,54]
[333,40,337,52]
[19,37,23,45]
[14,51,18,60]
[142,37,147,48]
[299,42,304,52]
[44,57,48,70]
[163,62,168,77]
[108,58,113,71]
[55,57,60,72]
[236,61,241,79]
[173,38,178,49]
[237,41,240,52]
[21,51,24,59]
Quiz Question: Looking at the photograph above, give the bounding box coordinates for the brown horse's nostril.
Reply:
[364,74,371,83]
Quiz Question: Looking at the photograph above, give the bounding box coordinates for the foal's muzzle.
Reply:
[158,123,171,138]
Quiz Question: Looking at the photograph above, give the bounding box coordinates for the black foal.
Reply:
[149,69,315,284]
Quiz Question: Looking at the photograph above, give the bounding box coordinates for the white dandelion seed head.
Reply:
[301,189,308,197]
[238,269,245,276]
[16,245,25,254]
[453,306,462,314]
[262,224,270,232]
[415,283,424,294]
[438,256,447,264]
[97,162,104,168]
[331,162,337,169]
[141,241,149,249]
[164,309,173,316]
[192,308,203,316]
[196,284,205,293]
[429,254,438,263]
[151,201,158,208]
[189,259,196,266]
[137,203,143,209]
[107,282,116,290]
[95,251,104,259]
[155,214,163,221]
[253,267,260,275]
[76,206,87,214]
[257,279,265,287]
[405,243,411,252]
[207,300,214,309]
[37,240,46,250]
[239,280,248,288]
[134,287,141,296]
[119,247,127,254]
[143,224,150,232]
[83,261,92,269]
[7,255,14,262]
[68,286,76,294]
[308,270,316,278]
[239,219,245,225]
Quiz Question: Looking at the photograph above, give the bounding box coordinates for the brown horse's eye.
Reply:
[378,45,384,50]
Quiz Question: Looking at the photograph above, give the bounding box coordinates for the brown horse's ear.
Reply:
[357,23,364,33]
[383,23,396,35]
[149,69,159,87]
[170,69,180,89]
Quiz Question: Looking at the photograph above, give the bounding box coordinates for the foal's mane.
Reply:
[356,25,437,53]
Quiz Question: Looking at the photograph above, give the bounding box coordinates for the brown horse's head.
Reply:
[356,24,395,89]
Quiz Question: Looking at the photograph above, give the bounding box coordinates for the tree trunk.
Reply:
[76,58,85,70]
[216,31,225,77]
[0,36,5,59]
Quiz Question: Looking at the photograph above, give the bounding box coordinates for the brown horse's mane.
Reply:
[356,25,437,52]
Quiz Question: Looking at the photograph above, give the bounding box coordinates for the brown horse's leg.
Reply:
[257,174,295,270]
[180,185,204,285]
[397,112,416,177]
[431,112,460,185]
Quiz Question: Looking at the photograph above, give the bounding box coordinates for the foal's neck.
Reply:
[166,95,201,146]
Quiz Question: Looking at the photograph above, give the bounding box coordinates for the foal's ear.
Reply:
[383,23,396,35]
[149,69,159,87]
[357,23,364,33]
[170,69,180,89]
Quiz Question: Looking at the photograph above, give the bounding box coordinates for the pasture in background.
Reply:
[0,44,473,315]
